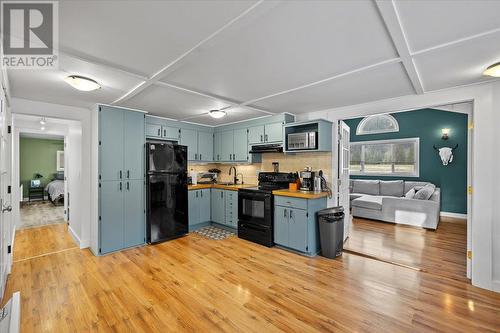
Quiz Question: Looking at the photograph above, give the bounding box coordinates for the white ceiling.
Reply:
[6,0,500,126]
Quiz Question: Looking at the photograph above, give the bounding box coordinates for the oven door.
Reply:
[238,190,272,227]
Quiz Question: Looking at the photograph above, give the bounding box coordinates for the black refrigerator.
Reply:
[146,141,188,243]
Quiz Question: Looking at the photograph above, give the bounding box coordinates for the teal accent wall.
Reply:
[20,137,64,198]
[344,108,468,214]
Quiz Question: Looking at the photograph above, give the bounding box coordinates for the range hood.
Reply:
[249,143,283,154]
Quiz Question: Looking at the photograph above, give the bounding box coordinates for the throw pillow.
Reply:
[414,184,436,200]
[405,188,416,199]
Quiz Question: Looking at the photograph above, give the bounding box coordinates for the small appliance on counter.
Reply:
[196,172,218,184]
[299,167,315,191]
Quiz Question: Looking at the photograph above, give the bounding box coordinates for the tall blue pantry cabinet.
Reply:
[98,105,145,254]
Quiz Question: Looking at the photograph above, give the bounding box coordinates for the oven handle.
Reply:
[239,222,267,232]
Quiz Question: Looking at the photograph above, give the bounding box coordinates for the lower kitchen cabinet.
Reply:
[224,190,238,228]
[211,188,225,224]
[274,195,326,255]
[188,189,211,230]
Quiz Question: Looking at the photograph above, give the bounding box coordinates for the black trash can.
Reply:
[317,206,345,258]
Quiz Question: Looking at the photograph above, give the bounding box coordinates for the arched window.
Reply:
[356,114,399,135]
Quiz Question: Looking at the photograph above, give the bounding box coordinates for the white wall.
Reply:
[10,98,91,248]
[303,81,500,292]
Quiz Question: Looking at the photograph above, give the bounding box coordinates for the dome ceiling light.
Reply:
[209,110,227,119]
[483,62,500,77]
[64,75,101,91]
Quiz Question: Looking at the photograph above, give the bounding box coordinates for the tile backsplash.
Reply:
[189,152,332,186]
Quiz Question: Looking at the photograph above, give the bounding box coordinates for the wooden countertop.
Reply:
[188,184,256,191]
[272,189,329,199]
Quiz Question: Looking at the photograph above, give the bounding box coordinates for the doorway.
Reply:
[11,115,81,262]
[341,103,471,281]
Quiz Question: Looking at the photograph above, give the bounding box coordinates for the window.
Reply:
[356,114,399,135]
[350,138,419,177]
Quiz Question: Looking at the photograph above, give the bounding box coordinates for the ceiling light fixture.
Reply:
[64,75,101,91]
[483,62,500,77]
[40,118,46,125]
[209,110,226,119]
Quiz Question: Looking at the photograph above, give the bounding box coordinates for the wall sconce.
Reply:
[441,128,450,140]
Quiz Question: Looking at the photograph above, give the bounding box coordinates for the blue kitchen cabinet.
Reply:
[99,181,124,254]
[221,130,234,162]
[146,123,162,138]
[98,105,145,255]
[162,126,179,140]
[248,125,265,144]
[211,188,225,224]
[123,179,145,248]
[99,106,124,181]
[274,205,288,246]
[264,122,283,143]
[233,128,248,162]
[124,110,145,180]
[180,128,198,161]
[274,195,326,255]
[188,189,211,230]
[188,191,200,227]
[213,132,222,162]
[198,131,214,162]
[224,190,238,228]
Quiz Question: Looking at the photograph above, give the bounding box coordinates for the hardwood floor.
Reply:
[4,224,500,332]
[13,223,77,262]
[344,217,467,281]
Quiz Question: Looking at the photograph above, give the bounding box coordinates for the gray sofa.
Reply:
[350,179,441,229]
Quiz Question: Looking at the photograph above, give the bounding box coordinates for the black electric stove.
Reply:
[238,172,298,247]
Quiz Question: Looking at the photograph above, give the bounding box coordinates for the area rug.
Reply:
[193,226,235,240]
[19,201,65,229]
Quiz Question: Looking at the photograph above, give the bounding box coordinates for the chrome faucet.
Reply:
[229,166,237,185]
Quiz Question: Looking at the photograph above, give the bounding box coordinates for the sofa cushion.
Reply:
[405,188,416,199]
[380,180,404,197]
[404,181,430,193]
[352,180,380,195]
[351,195,383,210]
[350,193,364,201]
[414,184,436,200]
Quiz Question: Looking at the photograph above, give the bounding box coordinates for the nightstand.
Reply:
[28,187,44,202]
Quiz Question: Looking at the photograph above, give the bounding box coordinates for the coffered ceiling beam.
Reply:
[112,0,264,105]
[375,0,424,94]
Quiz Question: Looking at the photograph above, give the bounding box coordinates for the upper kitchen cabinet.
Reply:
[197,131,214,162]
[180,128,198,160]
[283,119,333,153]
[218,129,248,162]
[248,121,287,144]
[146,121,180,141]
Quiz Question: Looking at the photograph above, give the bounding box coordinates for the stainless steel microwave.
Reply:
[287,132,317,150]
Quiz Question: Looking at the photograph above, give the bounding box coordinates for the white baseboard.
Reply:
[440,211,467,220]
[492,280,500,293]
[68,224,89,249]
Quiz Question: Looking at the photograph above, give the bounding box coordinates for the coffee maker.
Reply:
[299,168,315,191]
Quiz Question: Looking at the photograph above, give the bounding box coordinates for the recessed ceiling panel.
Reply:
[59,0,258,76]
[163,0,397,102]
[413,32,500,91]
[252,63,414,113]
[395,0,500,52]
[187,107,267,127]
[8,54,142,108]
[120,84,231,119]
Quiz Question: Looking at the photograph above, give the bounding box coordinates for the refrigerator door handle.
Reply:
[120,182,122,191]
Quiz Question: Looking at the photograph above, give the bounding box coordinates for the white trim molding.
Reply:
[440,211,467,220]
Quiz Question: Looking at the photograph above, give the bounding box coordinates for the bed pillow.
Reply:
[414,184,436,200]
[55,172,64,180]
[405,188,416,199]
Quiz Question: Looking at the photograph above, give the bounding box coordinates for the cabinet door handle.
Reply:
[221,191,223,198]
[119,170,122,179]
[196,191,198,198]
[158,128,161,136]
[265,134,268,142]
[127,170,130,179]
[284,209,287,218]
[201,190,203,198]
[120,182,122,191]
[163,129,166,137]
[232,153,235,160]
[195,153,198,160]
[260,134,263,142]
[289,210,293,219]
[127,182,130,191]
[229,154,232,160]
[200,154,202,160]
[217,154,219,161]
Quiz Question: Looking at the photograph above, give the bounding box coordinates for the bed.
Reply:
[45,172,65,205]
